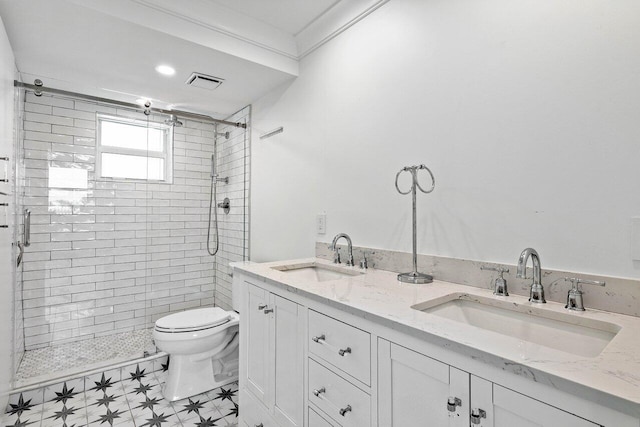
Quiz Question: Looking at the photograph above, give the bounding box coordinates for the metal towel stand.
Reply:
[395,164,436,284]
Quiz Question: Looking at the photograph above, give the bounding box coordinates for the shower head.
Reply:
[165,114,183,127]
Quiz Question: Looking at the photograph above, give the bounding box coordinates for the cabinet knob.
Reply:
[263,308,274,314]
[313,387,326,397]
[257,304,267,310]
[447,396,462,412]
[339,404,352,416]
[312,334,325,343]
[470,408,487,424]
[338,347,352,356]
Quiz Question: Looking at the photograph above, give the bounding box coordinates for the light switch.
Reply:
[316,212,326,235]
[632,217,640,261]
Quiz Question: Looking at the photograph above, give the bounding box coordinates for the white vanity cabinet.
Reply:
[240,281,305,427]
[472,377,599,427]
[378,339,470,426]
[378,338,599,427]
[235,269,639,427]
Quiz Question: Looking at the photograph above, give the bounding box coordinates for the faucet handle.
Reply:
[481,266,510,296]
[359,254,368,270]
[480,266,509,276]
[561,277,605,311]
[563,277,606,290]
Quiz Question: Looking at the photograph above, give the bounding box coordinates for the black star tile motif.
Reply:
[2,367,240,427]
[195,415,224,427]
[213,387,236,402]
[53,383,80,404]
[129,365,147,382]
[90,373,115,393]
[7,394,35,417]
[46,404,78,421]
[96,407,123,425]
[226,402,239,418]
[135,396,162,411]
[179,398,205,416]
[161,357,170,372]
[133,382,154,395]
[6,418,38,427]
[140,411,171,427]
[95,393,119,408]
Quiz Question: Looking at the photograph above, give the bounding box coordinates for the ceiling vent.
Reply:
[185,72,224,90]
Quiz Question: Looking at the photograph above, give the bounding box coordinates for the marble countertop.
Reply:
[232,258,640,418]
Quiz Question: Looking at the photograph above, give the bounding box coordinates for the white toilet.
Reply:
[153,306,240,401]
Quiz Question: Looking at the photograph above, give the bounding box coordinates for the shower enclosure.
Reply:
[10,85,250,387]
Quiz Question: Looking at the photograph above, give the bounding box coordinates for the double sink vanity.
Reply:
[233,257,640,427]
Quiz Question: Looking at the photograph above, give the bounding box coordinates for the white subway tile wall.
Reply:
[20,93,250,350]
[212,106,250,309]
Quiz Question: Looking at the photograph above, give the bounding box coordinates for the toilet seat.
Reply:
[155,307,232,333]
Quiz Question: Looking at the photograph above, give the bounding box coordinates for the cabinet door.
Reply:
[471,376,600,427]
[270,294,304,427]
[378,339,469,427]
[245,283,270,406]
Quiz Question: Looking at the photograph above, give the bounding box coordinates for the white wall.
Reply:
[251,0,640,279]
[0,15,15,410]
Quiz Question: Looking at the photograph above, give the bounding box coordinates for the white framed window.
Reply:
[96,114,173,182]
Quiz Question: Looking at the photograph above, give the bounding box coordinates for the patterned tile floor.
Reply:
[3,360,239,427]
[17,330,156,382]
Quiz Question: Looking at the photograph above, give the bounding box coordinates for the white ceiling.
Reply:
[0,0,388,118]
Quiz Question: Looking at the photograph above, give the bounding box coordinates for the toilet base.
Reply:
[162,349,239,401]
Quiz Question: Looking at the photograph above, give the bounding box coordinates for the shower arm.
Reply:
[14,81,247,129]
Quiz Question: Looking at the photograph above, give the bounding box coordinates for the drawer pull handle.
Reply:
[339,404,352,417]
[338,347,351,356]
[312,334,325,343]
[257,304,267,310]
[470,408,487,424]
[255,424,263,427]
[313,387,326,397]
[263,308,274,314]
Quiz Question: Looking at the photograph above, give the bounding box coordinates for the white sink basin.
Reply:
[271,262,363,282]
[412,293,620,358]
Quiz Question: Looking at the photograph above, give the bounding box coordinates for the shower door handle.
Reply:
[24,209,31,247]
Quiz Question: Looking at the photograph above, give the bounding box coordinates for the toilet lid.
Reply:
[155,307,232,332]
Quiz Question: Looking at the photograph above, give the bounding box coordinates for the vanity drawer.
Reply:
[240,388,277,427]
[308,358,371,427]
[308,310,371,385]
[309,406,336,427]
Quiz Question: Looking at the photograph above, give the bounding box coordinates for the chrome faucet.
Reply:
[329,233,354,266]
[516,248,546,303]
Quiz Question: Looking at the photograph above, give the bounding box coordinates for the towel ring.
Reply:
[395,164,435,195]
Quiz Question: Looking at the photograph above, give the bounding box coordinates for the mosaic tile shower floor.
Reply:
[17,330,155,381]
[2,358,239,427]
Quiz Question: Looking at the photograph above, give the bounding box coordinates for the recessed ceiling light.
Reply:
[155,65,176,76]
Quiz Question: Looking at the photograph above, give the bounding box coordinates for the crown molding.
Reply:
[131,0,298,60]
[296,0,390,59]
